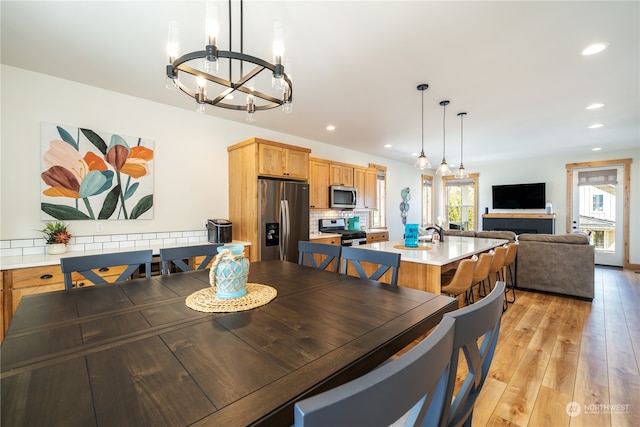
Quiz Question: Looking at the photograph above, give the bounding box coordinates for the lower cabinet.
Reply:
[366,231,389,244]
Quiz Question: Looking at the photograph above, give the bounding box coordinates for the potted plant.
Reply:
[41,221,72,254]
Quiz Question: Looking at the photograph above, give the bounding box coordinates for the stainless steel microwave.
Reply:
[329,185,357,209]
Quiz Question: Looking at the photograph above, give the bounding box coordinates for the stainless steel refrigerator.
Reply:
[258,179,310,262]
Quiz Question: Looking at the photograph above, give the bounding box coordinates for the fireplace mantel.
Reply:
[482,213,556,234]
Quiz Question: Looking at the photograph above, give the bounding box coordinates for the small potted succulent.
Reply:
[41,221,72,254]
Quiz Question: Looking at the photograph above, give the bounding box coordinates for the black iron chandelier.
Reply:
[165,0,293,121]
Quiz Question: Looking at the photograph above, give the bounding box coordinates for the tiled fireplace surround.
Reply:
[1,210,369,258]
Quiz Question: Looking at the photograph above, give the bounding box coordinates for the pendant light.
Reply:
[414,84,431,170]
[436,100,452,175]
[455,112,469,179]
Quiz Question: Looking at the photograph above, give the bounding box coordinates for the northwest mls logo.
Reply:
[566,401,581,417]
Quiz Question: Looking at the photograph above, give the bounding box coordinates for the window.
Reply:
[369,164,387,228]
[421,174,433,227]
[592,194,604,212]
[442,174,478,231]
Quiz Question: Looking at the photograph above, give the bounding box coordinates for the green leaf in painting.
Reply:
[123,182,139,200]
[80,128,108,154]
[98,185,121,219]
[41,203,91,220]
[56,126,78,150]
[130,195,153,219]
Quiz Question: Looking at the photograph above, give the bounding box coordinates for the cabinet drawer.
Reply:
[12,265,65,289]
[366,232,389,243]
[312,237,341,245]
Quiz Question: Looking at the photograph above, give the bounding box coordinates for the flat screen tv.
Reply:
[492,182,546,209]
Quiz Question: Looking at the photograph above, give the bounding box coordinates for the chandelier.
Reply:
[165,0,293,121]
[414,84,431,170]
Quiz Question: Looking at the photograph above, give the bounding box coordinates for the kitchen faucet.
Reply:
[424,225,444,242]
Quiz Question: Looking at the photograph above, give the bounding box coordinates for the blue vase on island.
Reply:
[210,245,250,299]
[404,224,419,248]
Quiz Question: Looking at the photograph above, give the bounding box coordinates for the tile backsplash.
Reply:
[0,229,208,257]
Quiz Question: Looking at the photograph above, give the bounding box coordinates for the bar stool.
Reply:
[503,242,519,305]
[486,245,507,295]
[441,257,477,306]
[471,252,493,300]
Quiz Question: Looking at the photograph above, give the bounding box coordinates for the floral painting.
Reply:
[41,123,154,220]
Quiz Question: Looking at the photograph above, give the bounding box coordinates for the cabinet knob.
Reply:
[40,274,53,280]
[98,267,109,272]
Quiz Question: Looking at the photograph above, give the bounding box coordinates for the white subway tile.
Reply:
[11,239,34,248]
[103,241,120,249]
[75,236,94,244]
[85,243,103,251]
[156,232,171,239]
[127,234,143,241]
[0,248,22,257]
[94,235,111,243]
[142,233,157,240]
[23,246,46,255]
[0,241,10,249]
[163,238,177,245]
[119,241,135,248]
[111,234,128,242]
[170,232,183,238]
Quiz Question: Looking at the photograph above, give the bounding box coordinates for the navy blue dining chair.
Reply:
[60,249,153,289]
[298,241,342,273]
[340,246,401,286]
[159,244,222,275]
[294,316,456,427]
[441,281,505,427]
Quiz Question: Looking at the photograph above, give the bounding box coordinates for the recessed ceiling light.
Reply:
[384,144,392,148]
[589,123,604,129]
[592,147,602,151]
[582,42,609,56]
[326,125,335,131]
[586,103,604,110]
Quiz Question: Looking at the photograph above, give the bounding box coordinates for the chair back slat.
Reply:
[441,281,505,427]
[340,246,401,286]
[159,244,222,275]
[298,241,342,273]
[60,250,153,289]
[294,317,456,427]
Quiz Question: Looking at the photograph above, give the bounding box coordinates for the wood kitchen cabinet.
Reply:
[309,158,330,209]
[257,140,309,180]
[311,236,340,245]
[329,163,354,187]
[354,166,378,209]
[366,230,389,243]
[228,137,311,262]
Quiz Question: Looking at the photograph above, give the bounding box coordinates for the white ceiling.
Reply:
[2,1,639,168]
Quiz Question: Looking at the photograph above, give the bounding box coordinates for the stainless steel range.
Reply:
[318,218,367,246]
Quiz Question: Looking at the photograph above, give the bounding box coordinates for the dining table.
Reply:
[1,260,457,426]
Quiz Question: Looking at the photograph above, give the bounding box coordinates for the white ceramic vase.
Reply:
[47,243,67,255]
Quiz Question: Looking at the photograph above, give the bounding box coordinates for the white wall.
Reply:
[0,65,418,242]
[2,65,638,264]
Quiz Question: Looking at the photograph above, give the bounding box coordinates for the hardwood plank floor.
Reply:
[471,267,640,427]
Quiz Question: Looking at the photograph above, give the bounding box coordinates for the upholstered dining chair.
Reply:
[440,258,477,307]
[298,241,342,273]
[294,316,456,427]
[60,249,153,289]
[340,246,401,286]
[441,281,505,427]
[159,243,223,275]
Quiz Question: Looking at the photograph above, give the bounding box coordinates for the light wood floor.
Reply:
[469,267,640,427]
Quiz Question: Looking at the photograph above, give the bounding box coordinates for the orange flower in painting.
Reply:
[42,140,110,198]
[105,144,153,179]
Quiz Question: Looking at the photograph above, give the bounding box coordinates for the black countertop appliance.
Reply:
[207,219,232,243]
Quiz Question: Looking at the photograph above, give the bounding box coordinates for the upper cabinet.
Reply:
[329,163,354,187]
[257,141,310,180]
[354,166,378,209]
[309,158,330,209]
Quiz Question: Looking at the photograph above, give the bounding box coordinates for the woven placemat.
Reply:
[393,244,432,250]
[185,283,277,313]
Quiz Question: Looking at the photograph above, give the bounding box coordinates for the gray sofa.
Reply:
[516,233,594,300]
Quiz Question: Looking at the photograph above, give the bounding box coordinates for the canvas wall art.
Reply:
[41,123,154,220]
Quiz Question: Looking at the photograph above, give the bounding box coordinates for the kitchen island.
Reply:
[352,236,508,294]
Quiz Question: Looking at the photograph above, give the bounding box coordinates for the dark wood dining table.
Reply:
[1,260,457,426]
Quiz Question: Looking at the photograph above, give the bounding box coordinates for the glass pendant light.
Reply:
[414,84,431,170]
[436,100,452,175]
[455,112,469,179]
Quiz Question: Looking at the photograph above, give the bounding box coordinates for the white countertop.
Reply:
[354,236,508,266]
[0,240,251,270]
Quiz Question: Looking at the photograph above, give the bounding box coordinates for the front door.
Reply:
[571,165,624,266]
